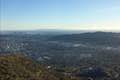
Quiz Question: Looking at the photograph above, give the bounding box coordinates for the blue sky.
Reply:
[1,0,120,31]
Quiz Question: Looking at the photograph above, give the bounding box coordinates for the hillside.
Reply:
[49,32,120,47]
[0,54,59,80]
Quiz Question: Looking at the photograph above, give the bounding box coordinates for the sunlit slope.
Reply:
[0,54,59,80]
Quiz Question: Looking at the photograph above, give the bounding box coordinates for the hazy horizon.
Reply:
[1,0,120,31]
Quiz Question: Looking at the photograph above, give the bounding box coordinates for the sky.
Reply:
[0,0,120,31]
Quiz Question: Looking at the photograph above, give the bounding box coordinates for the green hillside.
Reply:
[0,54,59,80]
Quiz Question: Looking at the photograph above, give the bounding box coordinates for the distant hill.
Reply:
[49,32,120,47]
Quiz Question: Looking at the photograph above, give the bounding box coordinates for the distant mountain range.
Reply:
[0,29,97,35]
[49,32,120,47]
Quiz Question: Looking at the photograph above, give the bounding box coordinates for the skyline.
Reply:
[0,0,120,31]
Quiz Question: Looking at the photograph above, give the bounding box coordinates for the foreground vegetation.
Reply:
[0,54,60,80]
[0,54,120,80]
